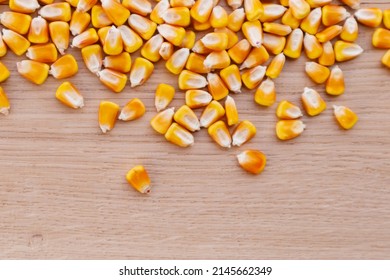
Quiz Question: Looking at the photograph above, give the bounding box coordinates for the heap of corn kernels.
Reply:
[0,0,389,194]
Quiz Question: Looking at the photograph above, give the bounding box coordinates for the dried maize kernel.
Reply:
[118,98,146,121]
[340,16,358,42]
[232,120,256,146]
[155,84,175,112]
[237,150,266,175]
[282,8,302,29]
[227,0,242,10]
[17,60,49,85]
[289,0,310,20]
[151,108,175,134]
[303,33,323,60]
[100,0,130,26]
[322,5,350,26]
[200,100,225,128]
[220,64,241,93]
[204,50,231,70]
[9,0,40,14]
[98,100,120,133]
[123,0,152,16]
[157,24,186,46]
[126,166,151,194]
[242,66,266,90]
[72,28,99,48]
[225,95,239,126]
[0,12,31,35]
[227,8,245,32]
[305,62,330,84]
[150,0,170,24]
[162,7,191,27]
[0,87,10,115]
[306,0,332,8]
[101,27,114,45]
[381,49,390,68]
[103,52,132,73]
[55,82,84,109]
[263,22,292,36]
[171,0,195,8]
[0,62,10,83]
[340,0,360,9]
[49,21,70,55]
[209,6,228,28]
[254,78,276,107]
[91,5,112,28]
[214,27,239,49]
[276,120,306,140]
[2,29,30,56]
[192,19,212,31]
[262,33,286,55]
[333,105,358,130]
[325,65,345,96]
[186,53,210,74]
[26,43,58,63]
[301,87,326,116]
[240,46,269,70]
[39,3,71,22]
[70,11,91,36]
[166,48,190,75]
[98,69,128,93]
[178,70,208,90]
[128,14,157,41]
[242,20,263,48]
[208,120,232,148]
[200,32,229,51]
[118,25,143,54]
[315,25,342,43]
[244,0,263,21]
[276,100,303,120]
[192,39,212,54]
[50,54,78,79]
[266,53,286,79]
[260,4,287,22]
[384,9,390,29]
[103,26,123,55]
[130,57,154,88]
[82,44,103,74]
[300,7,322,35]
[372,28,390,49]
[28,16,49,44]
[174,105,200,132]
[228,39,251,65]
[181,31,196,49]
[185,89,212,109]
[159,42,174,61]
[283,28,303,59]
[334,40,363,62]
[190,0,213,23]
[76,0,98,13]
[165,123,194,147]
[207,73,229,101]
[318,41,335,66]
[355,8,383,28]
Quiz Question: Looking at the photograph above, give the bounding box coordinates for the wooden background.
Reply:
[1,1,390,259]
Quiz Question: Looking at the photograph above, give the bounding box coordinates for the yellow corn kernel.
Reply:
[325,65,345,96]
[186,53,209,74]
[318,41,335,66]
[2,29,30,56]
[118,98,146,121]
[237,150,266,175]
[263,22,292,36]
[227,8,245,32]
[91,4,112,28]
[340,16,358,42]
[333,105,358,130]
[0,12,31,35]
[276,100,303,120]
[123,0,152,16]
[200,32,228,51]
[98,100,120,133]
[72,28,99,48]
[190,0,213,23]
[174,105,200,132]
[118,25,143,54]
[225,95,239,126]
[99,0,130,27]
[76,0,98,13]
[159,42,174,61]
[262,33,286,55]
[151,107,175,134]
[260,4,287,22]
[242,66,266,90]
[266,53,286,79]
[381,49,390,68]
[162,7,191,27]
[50,55,78,80]
[9,0,40,14]
[242,20,263,48]
[150,0,170,24]
[81,44,103,74]
[171,0,195,8]
[227,0,242,10]
[0,87,10,115]
[204,50,231,70]
[39,3,71,22]
[322,5,350,26]
[305,62,330,84]
[180,31,196,49]
[232,120,256,146]
[70,11,90,36]
[315,25,342,43]
[16,60,49,85]
[157,24,185,46]
[334,40,363,62]
[240,46,269,70]
[126,165,151,194]
[178,70,208,90]
[185,89,212,108]
[340,0,360,9]
[165,123,194,147]
[130,57,154,88]
[372,28,390,49]
[301,87,326,116]
[209,6,228,28]
[103,26,123,55]
[192,39,212,54]
[193,19,212,32]
[200,100,225,128]
[355,8,383,28]
[244,0,263,21]
[276,120,306,140]
[207,73,228,101]
[103,52,132,73]
[98,26,110,45]
[289,0,310,20]
[65,0,79,8]
[0,62,10,83]
[283,28,303,59]
[220,64,241,93]
[300,7,322,35]
[214,27,239,50]
[228,39,251,65]
[28,16,49,44]
[55,82,84,109]
[303,33,323,60]
[208,120,232,148]
[282,8,302,29]
[98,69,128,93]
[155,84,175,112]
[166,48,190,75]
[49,21,70,55]
[254,78,276,107]
[306,0,331,8]
[383,9,390,29]
[26,43,57,63]
[128,14,156,41]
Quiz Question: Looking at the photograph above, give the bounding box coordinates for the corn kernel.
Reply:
[178,70,208,90]
[65,0,79,8]
[130,57,154,88]
[81,44,103,74]
[186,53,210,74]
[49,21,70,55]
[208,120,232,148]
[28,16,49,44]
[316,25,342,43]
[174,105,200,132]
[262,33,286,55]
[103,52,132,73]
[165,123,194,147]
[283,28,303,59]
[98,69,128,93]
[282,8,302,29]
[372,28,390,49]
[55,82,84,109]
[166,48,190,75]
[204,50,231,70]
[72,28,99,48]
[26,43,58,63]
[171,0,195,8]
[227,8,245,32]
[340,16,358,42]
[181,31,196,50]
[289,0,310,20]
[220,64,242,93]
[0,87,10,115]
[300,7,322,35]
[123,0,152,16]
[157,24,186,46]
[200,32,229,51]
[228,39,251,65]
[333,105,358,130]
[232,120,256,146]
[242,66,267,90]
[225,95,239,126]
[276,100,303,119]
[242,20,263,48]
[2,29,30,56]
[118,98,146,121]
[0,12,31,35]
[98,100,120,133]
[383,9,390,29]
[118,25,143,54]
[325,65,345,96]
[209,6,228,28]
[192,18,211,31]
[126,165,151,194]
[141,35,164,62]
[381,49,390,68]
[322,5,350,26]
[163,7,191,27]
[91,4,112,28]
[301,87,326,116]
[128,14,157,41]
[50,54,78,79]
[101,0,130,26]
[240,45,269,70]
[0,62,10,83]
[305,62,330,84]
[237,150,266,175]
[9,0,40,14]
[155,84,175,112]
[150,0,169,25]
[266,53,286,79]
[334,40,363,62]
[192,39,212,54]
[185,89,212,109]
[207,73,229,101]
[214,27,239,49]
[244,0,263,21]
[340,0,360,9]
[318,41,335,66]
[39,3,71,22]
[150,108,175,134]
[306,0,332,8]
[355,8,383,28]
[17,60,49,85]
[190,0,213,23]
[227,0,242,10]
[263,22,292,36]
[159,42,174,61]
[200,100,225,128]
[303,33,323,60]
[276,120,306,140]
[260,4,287,22]
[254,78,276,107]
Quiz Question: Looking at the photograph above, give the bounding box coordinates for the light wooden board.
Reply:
[1,1,390,259]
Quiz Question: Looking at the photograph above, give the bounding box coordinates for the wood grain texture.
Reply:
[1,1,390,260]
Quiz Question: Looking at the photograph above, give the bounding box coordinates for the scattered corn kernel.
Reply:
[383,9,390,29]
[301,87,326,116]
[141,34,164,63]
[129,14,157,41]
[171,0,195,8]
[185,89,212,109]
[50,54,78,79]
[303,33,323,60]
[305,62,330,84]
[266,53,286,79]
[72,28,99,48]
[282,8,302,29]
[340,0,360,10]
[340,16,359,42]
[381,49,390,68]
[333,105,358,130]
[98,69,128,93]
[103,52,132,73]
[2,29,30,56]
[262,33,286,55]
[334,40,363,62]
[98,100,120,133]
[70,11,91,36]
[289,0,311,20]
[316,25,342,43]
[242,66,267,90]
[186,53,210,74]
[254,78,276,107]
[123,0,152,16]
[28,16,49,44]
[192,18,212,31]
[232,120,256,146]
[242,20,263,48]
[244,0,264,21]
[276,100,303,120]
[0,11,31,35]
[300,7,322,35]
[26,43,57,64]
[192,39,212,54]
[355,8,383,28]
[204,50,231,70]
[151,108,175,134]
[190,0,213,23]
[16,60,49,85]
[225,95,239,126]
[372,28,390,49]
[210,6,228,28]
[276,120,306,140]
[178,70,208,90]
[0,87,10,115]
[283,28,304,59]
[240,45,269,70]
[181,30,196,49]
[174,105,200,132]
[55,82,84,109]
[228,39,251,65]
[159,42,175,61]
[38,2,72,22]
[263,22,292,36]
[118,98,146,121]
[150,0,170,24]
[237,150,266,175]
[207,73,229,100]
[227,8,245,32]
[227,0,243,10]
[155,84,175,112]
[325,65,345,96]
[318,41,335,66]
[126,165,151,194]
[130,57,154,88]
[9,0,40,14]
[118,25,143,54]
[81,44,103,74]
[0,62,10,83]
[49,21,70,55]
[166,48,190,75]
[322,5,350,26]
[91,4,112,28]
[157,24,185,46]
[199,100,225,128]
[214,27,239,49]
[220,64,242,93]
[165,123,194,147]
[260,4,287,23]
[163,7,191,27]
[208,120,232,148]
[200,32,229,51]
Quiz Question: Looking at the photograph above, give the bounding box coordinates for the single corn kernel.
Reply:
[207,73,229,101]
[55,82,84,109]
[118,25,143,54]
[128,14,157,41]
[82,44,103,74]
[254,78,276,107]
[210,6,228,28]
[318,41,335,66]
[0,87,10,115]
[192,39,212,54]
[76,0,98,13]
[165,123,194,147]
[301,87,326,116]
[162,7,191,27]
[333,105,358,130]
[0,11,31,35]
[383,9,390,29]
[200,100,225,128]
[28,16,49,44]
[70,11,91,36]
[260,4,287,22]
[289,0,310,20]
[118,98,146,121]
[282,8,302,29]
[159,42,175,61]
[334,40,363,62]
[381,49,390,68]
[325,65,345,96]
[220,64,241,93]
[98,100,120,133]
[340,0,360,9]
[39,3,71,22]
[304,33,323,59]
[151,108,175,134]
[103,26,123,55]
[157,24,186,46]
[306,0,332,8]
[192,18,212,31]
[181,31,196,49]
[300,7,322,35]
[242,66,267,90]
[9,0,40,14]
[123,0,152,16]
[130,57,154,88]
[283,28,303,59]
[244,0,264,21]
[214,27,239,49]
[240,46,270,70]
[98,69,128,93]
[242,20,263,48]
[50,54,78,79]
[355,8,383,28]
[372,28,390,49]
[315,25,342,43]
[266,53,286,79]
[171,0,195,8]
[232,120,256,146]
[49,21,70,55]
[126,166,151,194]
[100,0,130,26]
[227,8,245,32]
[166,48,190,75]
[0,62,10,83]
[204,50,231,70]
[276,120,306,140]
[103,52,132,73]
[26,43,58,63]
[225,95,239,126]
[263,22,292,36]
[276,100,303,120]
[228,39,251,65]
[178,70,208,90]
[185,89,212,109]
[340,16,359,42]
[72,28,99,48]
[262,33,286,55]
[208,120,232,148]
[237,150,266,175]
[174,105,200,132]
[150,0,170,24]
[17,60,49,85]
[186,53,210,74]
[98,25,110,43]
[91,4,112,28]
[322,5,350,26]
[2,29,30,56]
[200,32,229,51]
[305,62,330,84]
[190,0,213,23]
[155,84,175,112]
[227,0,242,10]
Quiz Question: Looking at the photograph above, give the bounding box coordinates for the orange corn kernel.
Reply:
[305,62,330,84]
[242,65,267,90]
[276,100,303,120]
[227,8,245,32]
[237,150,266,175]
[103,52,132,73]
[157,24,185,46]
[162,7,191,27]
[9,0,40,14]
[26,43,58,63]
[220,64,242,93]
[185,89,212,109]
[263,22,292,36]
[232,120,256,147]
[2,29,30,56]
[199,100,225,128]
[118,98,146,121]
[122,0,152,16]
[276,120,306,140]
[190,0,213,23]
[301,87,326,116]
[49,21,70,55]
[244,0,264,21]
[50,54,78,79]
[355,8,383,28]
[262,33,286,55]
[70,11,91,36]
[150,0,170,24]
[225,95,239,126]
[203,50,231,70]
[28,16,49,44]
[372,28,390,49]
[282,8,302,29]
[38,3,72,22]
[174,105,200,132]
[186,53,210,74]
[210,6,228,28]
[283,28,303,59]
[334,40,363,62]
[166,48,190,75]
[214,27,239,49]
[91,4,112,28]
[150,108,175,135]
[118,25,143,54]
[126,165,151,194]
[318,41,335,66]
[300,7,322,35]
[240,45,270,70]
[181,30,196,49]
[72,28,99,48]
[55,82,84,109]
[266,53,286,79]
[159,42,174,61]
[200,32,229,51]
[322,5,350,26]
[207,73,229,101]
[129,14,157,41]
[315,25,342,43]
[82,44,103,74]
[208,120,232,148]
[228,39,251,65]
[242,20,263,48]
[304,33,323,60]
[340,16,358,42]
[0,87,10,115]
[164,123,195,147]
[17,60,49,85]
[77,0,98,13]
[254,78,276,107]
[98,100,120,133]
[155,83,175,112]
[0,62,10,83]
[98,69,128,93]
[178,70,208,90]
[0,11,32,35]
[325,65,345,96]
[333,105,358,130]
[289,0,310,20]
[381,49,390,68]
[340,0,360,10]
[130,57,154,88]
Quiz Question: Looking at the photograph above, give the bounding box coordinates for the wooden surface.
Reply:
[1,1,390,260]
